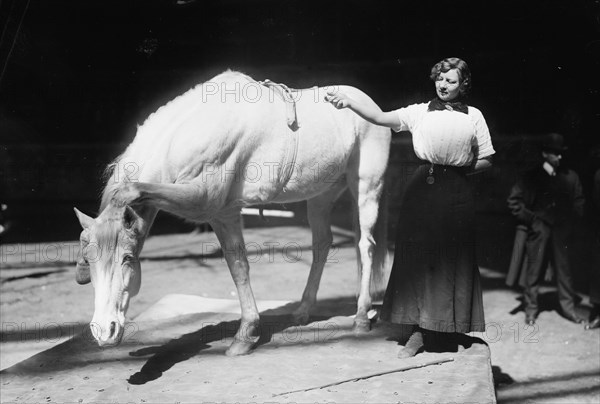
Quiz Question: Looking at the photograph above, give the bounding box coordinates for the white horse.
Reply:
[73,70,390,356]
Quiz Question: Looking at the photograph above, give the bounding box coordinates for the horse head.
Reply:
[73,204,144,346]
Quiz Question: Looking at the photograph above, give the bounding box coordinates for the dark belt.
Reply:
[420,161,470,174]
[420,161,470,184]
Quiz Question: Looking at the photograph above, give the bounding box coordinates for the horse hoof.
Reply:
[352,319,371,334]
[225,340,255,356]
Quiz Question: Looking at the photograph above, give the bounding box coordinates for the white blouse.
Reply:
[392,103,495,166]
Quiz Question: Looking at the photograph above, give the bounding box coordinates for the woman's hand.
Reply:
[324,89,400,129]
[469,156,493,175]
[325,90,352,109]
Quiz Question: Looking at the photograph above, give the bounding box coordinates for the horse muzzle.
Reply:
[90,318,124,347]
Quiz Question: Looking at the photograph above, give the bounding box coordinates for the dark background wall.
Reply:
[3,0,599,142]
[1,0,599,278]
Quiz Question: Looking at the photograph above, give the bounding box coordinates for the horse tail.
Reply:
[370,180,389,300]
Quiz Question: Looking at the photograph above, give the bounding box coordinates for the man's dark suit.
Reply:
[507,164,585,321]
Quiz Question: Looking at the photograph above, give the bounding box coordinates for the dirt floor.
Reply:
[1,225,599,403]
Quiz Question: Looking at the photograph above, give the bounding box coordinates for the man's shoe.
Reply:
[525,313,536,326]
[562,311,584,324]
[585,316,600,330]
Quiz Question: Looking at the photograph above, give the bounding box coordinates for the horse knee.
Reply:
[358,235,375,256]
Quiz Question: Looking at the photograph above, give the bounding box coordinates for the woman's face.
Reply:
[435,69,463,101]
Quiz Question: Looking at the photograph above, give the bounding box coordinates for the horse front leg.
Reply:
[210,215,261,356]
[293,182,346,325]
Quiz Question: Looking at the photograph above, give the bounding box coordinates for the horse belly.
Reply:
[265,107,355,203]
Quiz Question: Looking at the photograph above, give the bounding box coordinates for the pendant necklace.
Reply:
[426,164,435,185]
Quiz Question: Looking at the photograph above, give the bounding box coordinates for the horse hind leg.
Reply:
[210,213,260,356]
[292,180,348,325]
[347,141,389,333]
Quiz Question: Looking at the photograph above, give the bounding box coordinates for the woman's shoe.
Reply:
[398,330,424,359]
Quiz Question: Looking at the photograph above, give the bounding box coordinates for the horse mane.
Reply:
[95,209,122,256]
[99,155,125,211]
[98,70,255,212]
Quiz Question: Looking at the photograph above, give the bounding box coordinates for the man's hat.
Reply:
[542,133,568,154]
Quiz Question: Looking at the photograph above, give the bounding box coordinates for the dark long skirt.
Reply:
[380,164,485,333]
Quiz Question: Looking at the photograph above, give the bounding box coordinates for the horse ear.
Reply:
[123,205,142,231]
[75,259,91,285]
[74,207,95,229]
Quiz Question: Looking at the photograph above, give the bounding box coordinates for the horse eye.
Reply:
[122,255,134,265]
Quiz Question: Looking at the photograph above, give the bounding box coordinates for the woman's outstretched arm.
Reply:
[325,90,400,129]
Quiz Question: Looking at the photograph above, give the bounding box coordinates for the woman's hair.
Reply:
[430,57,471,96]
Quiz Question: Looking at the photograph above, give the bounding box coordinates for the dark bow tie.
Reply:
[427,97,469,114]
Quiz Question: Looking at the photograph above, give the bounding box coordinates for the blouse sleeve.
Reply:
[469,106,495,159]
[392,103,425,133]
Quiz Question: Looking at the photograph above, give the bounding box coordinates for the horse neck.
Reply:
[100,168,159,243]
[100,143,167,204]
[133,205,158,251]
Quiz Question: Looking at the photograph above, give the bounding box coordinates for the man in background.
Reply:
[507,133,585,325]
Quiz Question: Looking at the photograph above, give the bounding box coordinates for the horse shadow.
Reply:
[127,297,359,385]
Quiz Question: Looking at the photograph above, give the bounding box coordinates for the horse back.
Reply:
[120,73,389,208]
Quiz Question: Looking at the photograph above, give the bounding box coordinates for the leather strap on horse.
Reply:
[259,79,300,195]
[259,79,300,131]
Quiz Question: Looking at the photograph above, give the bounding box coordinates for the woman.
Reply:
[326,57,494,358]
